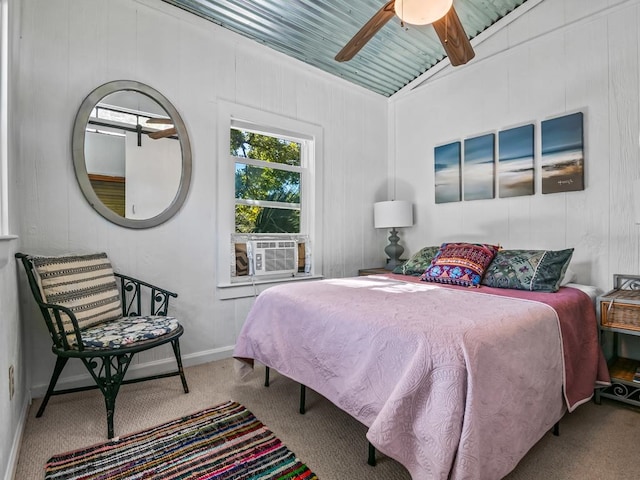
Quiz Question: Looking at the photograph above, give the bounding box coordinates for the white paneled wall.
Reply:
[392,0,640,291]
[13,0,640,416]
[0,239,22,480]
[14,0,388,395]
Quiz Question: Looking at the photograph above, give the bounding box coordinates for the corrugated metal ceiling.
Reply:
[161,0,529,97]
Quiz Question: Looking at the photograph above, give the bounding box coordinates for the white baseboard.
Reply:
[30,346,235,399]
[4,396,29,480]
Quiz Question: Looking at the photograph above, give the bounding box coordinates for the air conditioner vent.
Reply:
[249,240,298,276]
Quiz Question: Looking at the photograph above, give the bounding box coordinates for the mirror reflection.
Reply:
[72,81,192,229]
[85,91,181,219]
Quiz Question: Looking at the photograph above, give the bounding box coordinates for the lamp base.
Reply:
[383,228,405,270]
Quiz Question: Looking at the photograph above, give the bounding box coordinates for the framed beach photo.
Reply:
[464,133,495,201]
[541,112,584,194]
[498,124,534,198]
[434,141,461,204]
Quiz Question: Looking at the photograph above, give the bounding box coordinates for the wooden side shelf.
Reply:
[358,267,389,276]
[608,357,640,383]
[596,275,640,407]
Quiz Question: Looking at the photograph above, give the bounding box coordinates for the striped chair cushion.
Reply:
[32,253,122,335]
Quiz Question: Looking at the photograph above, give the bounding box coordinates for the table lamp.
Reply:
[374,200,414,270]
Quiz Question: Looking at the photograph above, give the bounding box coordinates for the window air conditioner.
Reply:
[248,240,298,276]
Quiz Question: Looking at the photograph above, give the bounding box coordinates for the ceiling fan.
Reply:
[335,0,475,67]
[145,117,177,139]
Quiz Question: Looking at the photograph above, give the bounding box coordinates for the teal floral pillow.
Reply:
[481,248,574,292]
[393,246,440,276]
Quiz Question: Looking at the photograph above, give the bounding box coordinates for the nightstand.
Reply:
[358,267,390,276]
[596,274,640,407]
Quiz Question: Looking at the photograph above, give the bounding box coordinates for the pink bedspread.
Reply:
[233,275,609,480]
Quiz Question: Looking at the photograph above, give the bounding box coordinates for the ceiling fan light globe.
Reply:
[394,0,453,25]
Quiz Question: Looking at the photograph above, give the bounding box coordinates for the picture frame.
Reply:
[464,133,495,201]
[434,141,461,204]
[498,124,534,198]
[541,112,584,194]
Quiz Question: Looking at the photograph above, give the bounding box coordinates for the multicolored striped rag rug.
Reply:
[44,401,318,480]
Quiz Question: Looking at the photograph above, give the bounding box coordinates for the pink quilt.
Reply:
[233,275,609,480]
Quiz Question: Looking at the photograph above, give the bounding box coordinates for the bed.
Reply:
[233,264,610,479]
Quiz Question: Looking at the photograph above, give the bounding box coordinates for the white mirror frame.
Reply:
[72,80,192,229]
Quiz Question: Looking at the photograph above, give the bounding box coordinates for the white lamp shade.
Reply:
[394,0,453,25]
[374,200,413,229]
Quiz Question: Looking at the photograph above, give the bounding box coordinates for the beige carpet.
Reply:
[14,358,640,479]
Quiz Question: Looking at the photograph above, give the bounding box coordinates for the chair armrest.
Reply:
[37,301,84,351]
[114,272,178,317]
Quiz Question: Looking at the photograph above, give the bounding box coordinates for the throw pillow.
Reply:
[392,246,440,275]
[32,253,122,335]
[481,248,574,292]
[421,242,500,287]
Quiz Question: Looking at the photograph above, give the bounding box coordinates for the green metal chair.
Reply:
[16,252,189,439]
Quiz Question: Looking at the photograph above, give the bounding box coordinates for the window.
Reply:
[217,101,323,297]
[232,127,302,234]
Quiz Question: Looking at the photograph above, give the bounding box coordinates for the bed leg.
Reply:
[299,384,306,414]
[264,366,270,387]
[368,442,376,466]
[552,421,560,436]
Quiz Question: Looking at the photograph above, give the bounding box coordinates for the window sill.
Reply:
[217,274,323,300]
[0,235,18,269]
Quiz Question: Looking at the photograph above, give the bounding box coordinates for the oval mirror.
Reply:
[72,80,192,228]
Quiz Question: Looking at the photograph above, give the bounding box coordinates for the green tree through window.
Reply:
[231,129,302,233]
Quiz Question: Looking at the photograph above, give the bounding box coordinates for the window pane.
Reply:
[231,128,301,167]
[235,163,300,203]
[93,106,138,126]
[235,205,300,233]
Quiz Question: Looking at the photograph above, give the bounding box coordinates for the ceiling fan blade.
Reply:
[432,6,475,66]
[146,117,173,125]
[335,0,396,62]
[148,127,177,139]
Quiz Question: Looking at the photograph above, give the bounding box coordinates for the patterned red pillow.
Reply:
[421,242,500,287]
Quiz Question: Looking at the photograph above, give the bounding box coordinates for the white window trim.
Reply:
[0,0,17,271]
[216,100,323,299]
[0,0,8,236]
